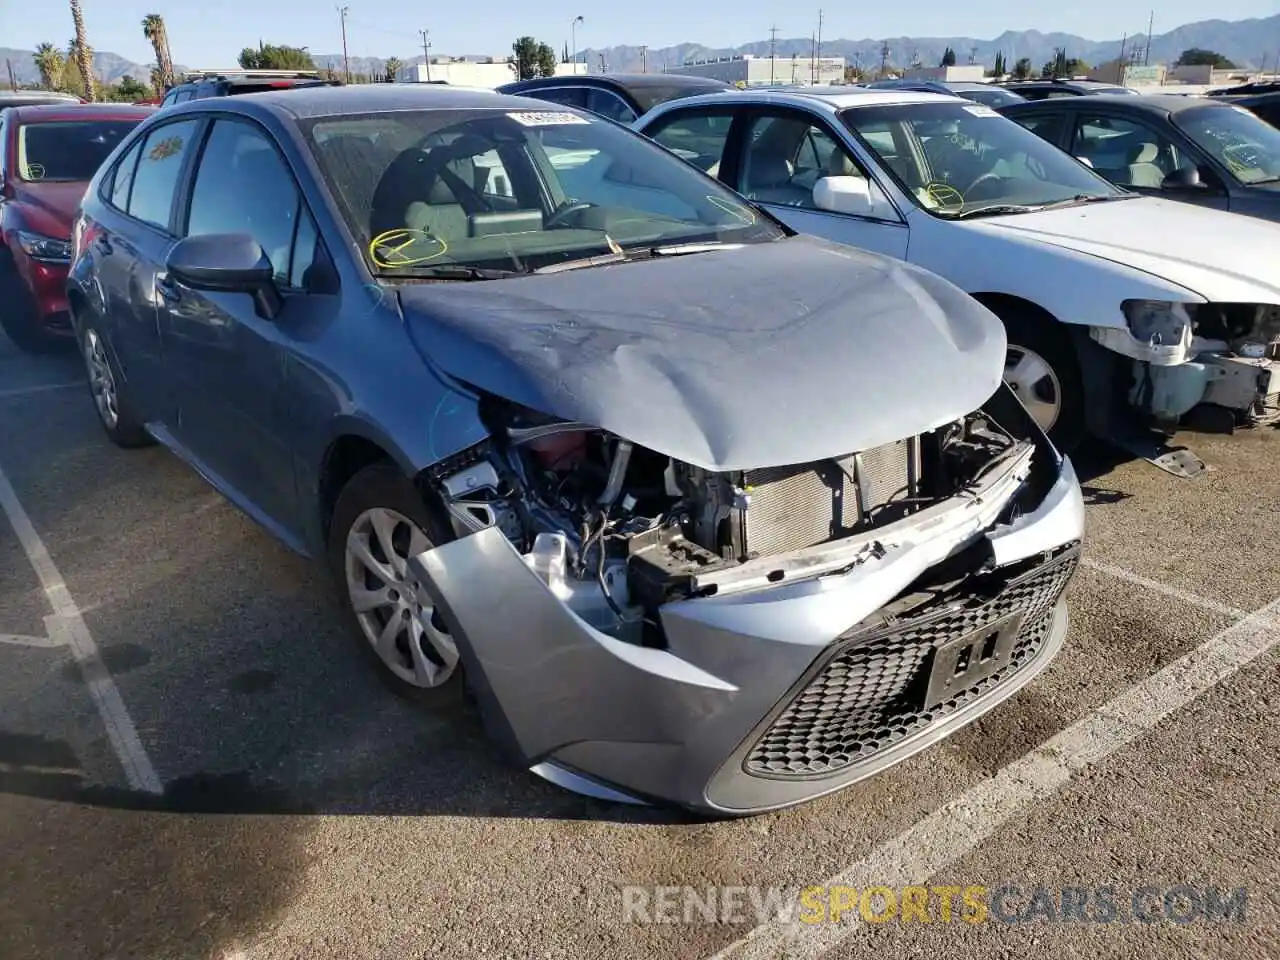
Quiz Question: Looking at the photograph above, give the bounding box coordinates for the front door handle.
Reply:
[156,274,181,303]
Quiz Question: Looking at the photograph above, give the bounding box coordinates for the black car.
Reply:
[1000,93,1280,221]
[159,69,339,107]
[1218,91,1280,130]
[862,78,1026,107]
[496,73,731,123]
[999,78,1135,100]
[1206,80,1280,98]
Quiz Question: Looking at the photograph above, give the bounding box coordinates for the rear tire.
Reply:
[77,318,154,449]
[998,308,1086,454]
[327,462,463,706]
[0,252,66,354]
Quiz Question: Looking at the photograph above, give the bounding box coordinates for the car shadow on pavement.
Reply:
[0,737,314,960]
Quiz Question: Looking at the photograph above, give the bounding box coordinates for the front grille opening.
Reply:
[744,547,1077,780]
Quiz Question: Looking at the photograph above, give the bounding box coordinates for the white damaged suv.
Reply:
[635,87,1280,463]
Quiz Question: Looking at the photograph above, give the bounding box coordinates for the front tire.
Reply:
[998,309,1086,454]
[78,320,154,448]
[327,462,462,704]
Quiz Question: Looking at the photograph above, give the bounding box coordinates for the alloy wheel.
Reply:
[83,328,119,430]
[344,507,458,688]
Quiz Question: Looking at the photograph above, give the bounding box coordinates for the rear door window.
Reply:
[585,89,637,123]
[126,119,200,230]
[528,86,588,109]
[107,139,144,209]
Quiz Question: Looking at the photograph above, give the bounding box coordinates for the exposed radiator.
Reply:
[742,437,920,557]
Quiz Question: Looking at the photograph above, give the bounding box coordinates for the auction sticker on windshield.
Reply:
[507,111,591,126]
[962,104,1000,118]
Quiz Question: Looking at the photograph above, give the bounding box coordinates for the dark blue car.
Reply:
[66,84,1080,814]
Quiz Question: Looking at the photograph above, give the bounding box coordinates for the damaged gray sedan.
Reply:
[70,86,1084,813]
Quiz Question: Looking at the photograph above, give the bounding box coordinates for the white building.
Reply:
[396,58,588,88]
[673,54,846,87]
[902,64,986,83]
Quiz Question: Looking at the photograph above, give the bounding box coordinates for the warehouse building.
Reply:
[673,54,846,86]
[396,58,587,88]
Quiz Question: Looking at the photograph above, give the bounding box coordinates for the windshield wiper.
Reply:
[648,241,745,256]
[1036,193,1127,210]
[950,203,1043,220]
[381,264,525,281]
[533,252,630,274]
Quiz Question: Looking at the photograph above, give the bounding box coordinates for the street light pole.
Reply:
[418,29,431,81]
[570,16,584,72]
[337,5,350,84]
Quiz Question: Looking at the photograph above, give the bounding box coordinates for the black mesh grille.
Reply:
[745,547,1078,779]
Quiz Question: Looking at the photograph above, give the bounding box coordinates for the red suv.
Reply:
[0,102,153,351]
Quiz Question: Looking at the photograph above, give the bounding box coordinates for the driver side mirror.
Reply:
[166,233,282,320]
[1160,166,1208,191]
[813,175,873,216]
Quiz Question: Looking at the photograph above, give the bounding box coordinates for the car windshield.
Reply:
[953,86,1025,108]
[628,82,725,113]
[16,119,141,182]
[841,100,1125,217]
[304,107,781,276]
[1172,103,1280,185]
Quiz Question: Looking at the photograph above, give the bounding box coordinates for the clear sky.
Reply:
[10,1,1280,66]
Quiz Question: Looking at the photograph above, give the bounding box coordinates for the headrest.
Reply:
[825,149,857,177]
[749,154,794,187]
[1128,142,1159,164]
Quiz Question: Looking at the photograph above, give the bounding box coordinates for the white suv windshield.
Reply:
[841,101,1125,218]
[305,107,780,276]
[1173,104,1280,186]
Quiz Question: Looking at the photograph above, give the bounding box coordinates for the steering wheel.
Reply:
[963,171,1004,198]
[544,200,595,229]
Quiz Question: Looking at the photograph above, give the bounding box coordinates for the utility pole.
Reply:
[640,45,647,73]
[769,25,778,84]
[337,6,350,84]
[1144,10,1153,66]
[418,29,431,81]
[1119,33,1128,84]
[816,9,823,83]
[5,59,15,91]
[810,33,816,84]
[599,53,606,73]
[880,41,890,77]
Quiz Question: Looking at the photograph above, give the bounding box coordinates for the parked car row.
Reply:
[3,79,1275,815]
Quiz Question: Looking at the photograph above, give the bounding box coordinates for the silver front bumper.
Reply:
[408,455,1084,814]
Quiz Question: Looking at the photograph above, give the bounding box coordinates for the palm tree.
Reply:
[32,43,64,90]
[383,56,402,83]
[69,0,95,101]
[141,14,174,90]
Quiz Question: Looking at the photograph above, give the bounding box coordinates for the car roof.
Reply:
[0,89,80,101]
[1002,92,1226,115]
[7,102,155,122]
[646,85,963,114]
[161,82,533,120]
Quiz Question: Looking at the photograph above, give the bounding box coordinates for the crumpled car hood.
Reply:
[399,235,1005,471]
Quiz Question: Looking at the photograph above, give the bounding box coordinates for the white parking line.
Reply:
[0,380,85,401]
[708,593,1280,960]
[0,461,162,794]
[1081,556,1257,620]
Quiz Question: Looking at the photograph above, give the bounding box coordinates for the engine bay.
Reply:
[425,395,1031,641]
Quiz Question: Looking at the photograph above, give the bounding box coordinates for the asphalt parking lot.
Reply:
[0,328,1277,960]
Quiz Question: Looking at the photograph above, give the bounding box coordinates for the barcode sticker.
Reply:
[507,111,590,126]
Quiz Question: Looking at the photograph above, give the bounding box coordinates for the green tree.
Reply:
[1041,47,1087,78]
[69,0,95,101]
[1176,48,1236,69]
[142,14,174,90]
[562,41,570,63]
[1012,56,1032,79]
[535,41,558,78]
[31,43,64,89]
[384,56,402,82]
[512,36,539,80]
[940,46,956,67]
[103,74,150,101]
[238,43,315,70]
[990,51,1006,78]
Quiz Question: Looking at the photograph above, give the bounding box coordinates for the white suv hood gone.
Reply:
[400,236,1006,471]
[964,197,1280,304]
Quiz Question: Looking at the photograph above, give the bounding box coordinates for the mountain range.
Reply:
[3,14,1280,87]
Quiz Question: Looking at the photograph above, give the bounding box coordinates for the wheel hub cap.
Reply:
[344,507,458,688]
[1004,344,1062,433]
